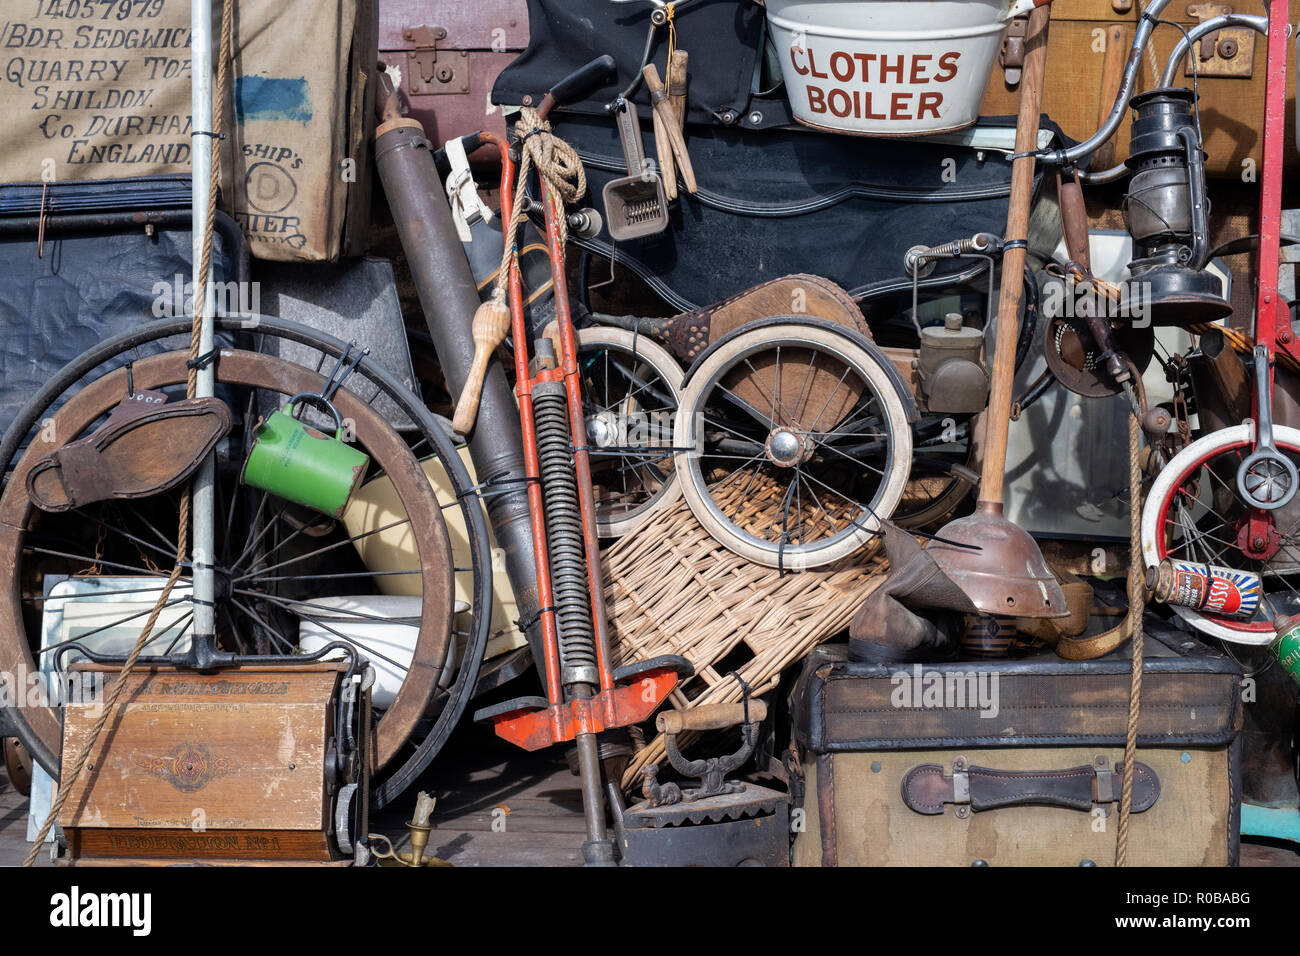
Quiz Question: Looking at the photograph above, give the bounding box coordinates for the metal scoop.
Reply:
[602,98,669,240]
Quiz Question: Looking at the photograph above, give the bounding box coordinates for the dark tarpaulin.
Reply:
[494,0,1062,315]
[0,226,233,444]
[492,0,790,130]
[537,111,1056,314]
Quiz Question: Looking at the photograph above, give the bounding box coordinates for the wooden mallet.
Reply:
[451,287,511,435]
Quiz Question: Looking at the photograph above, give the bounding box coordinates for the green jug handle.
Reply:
[285,391,345,439]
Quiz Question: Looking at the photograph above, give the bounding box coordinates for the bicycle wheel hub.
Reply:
[586,410,619,449]
[766,429,810,468]
[1237,449,1299,511]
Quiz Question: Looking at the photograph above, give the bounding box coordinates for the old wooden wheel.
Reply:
[0,316,491,807]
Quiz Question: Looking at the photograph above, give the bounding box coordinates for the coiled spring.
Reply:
[623,199,664,225]
[532,385,597,686]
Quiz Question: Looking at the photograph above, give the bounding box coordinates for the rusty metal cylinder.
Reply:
[373,118,545,670]
[1145,558,1262,619]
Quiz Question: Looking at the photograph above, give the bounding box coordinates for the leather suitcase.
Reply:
[791,616,1244,866]
[979,0,1299,176]
[379,0,529,157]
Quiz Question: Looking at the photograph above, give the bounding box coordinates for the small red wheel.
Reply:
[1141,422,1300,644]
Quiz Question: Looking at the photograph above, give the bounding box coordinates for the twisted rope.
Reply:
[22,0,232,867]
[489,106,587,311]
[1116,413,1146,866]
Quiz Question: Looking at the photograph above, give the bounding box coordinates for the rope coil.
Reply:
[491,106,587,313]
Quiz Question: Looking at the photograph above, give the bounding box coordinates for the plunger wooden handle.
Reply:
[656,700,768,735]
[452,294,511,435]
[1091,25,1127,171]
[979,5,1051,507]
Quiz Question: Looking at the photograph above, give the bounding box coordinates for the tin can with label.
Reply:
[1145,558,1261,620]
[1270,615,1300,688]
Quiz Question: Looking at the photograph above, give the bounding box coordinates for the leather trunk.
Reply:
[979,0,1298,177]
[791,616,1244,866]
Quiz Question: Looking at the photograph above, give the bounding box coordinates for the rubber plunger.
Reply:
[927,5,1067,620]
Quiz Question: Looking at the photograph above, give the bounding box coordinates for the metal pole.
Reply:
[190,0,217,652]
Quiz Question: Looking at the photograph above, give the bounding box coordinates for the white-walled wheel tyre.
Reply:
[673,323,912,570]
[1141,422,1300,645]
[574,326,684,538]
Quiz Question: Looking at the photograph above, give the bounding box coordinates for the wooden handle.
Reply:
[1056,166,1090,269]
[656,700,768,735]
[451,296,510,434]
[643,65,697,194]
[1091,25,1128,171]
[452,353,490,434]
[650,106,678,201]
[978,5,1051,507]
[537,54,617,121]
[668,50,688,131]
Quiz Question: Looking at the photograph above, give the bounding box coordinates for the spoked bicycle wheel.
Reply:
[894,411,981,529]
[1141,422,1300,645]
[574,326,683,537]
[0,316,491,808]
[674,320,913,570]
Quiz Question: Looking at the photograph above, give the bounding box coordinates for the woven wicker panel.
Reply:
[602,476,888,789]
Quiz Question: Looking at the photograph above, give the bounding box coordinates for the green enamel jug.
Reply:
[240,392,369,518]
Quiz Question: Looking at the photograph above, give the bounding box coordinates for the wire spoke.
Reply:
[228,597,297,654]
[38,597,190,656]
[24,584,172,603]
[25,546,167,577]
[233,516,413,583]
[253,592,412,673]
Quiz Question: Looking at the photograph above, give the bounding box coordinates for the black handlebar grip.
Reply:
[547,55,617,108]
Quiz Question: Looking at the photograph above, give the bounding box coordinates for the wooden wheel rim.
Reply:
[0,348,454,771]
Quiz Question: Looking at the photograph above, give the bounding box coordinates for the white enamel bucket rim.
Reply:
[767,15,1012,43]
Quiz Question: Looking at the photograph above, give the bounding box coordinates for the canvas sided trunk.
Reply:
[0,0,376,261]
[791,618,1244,866]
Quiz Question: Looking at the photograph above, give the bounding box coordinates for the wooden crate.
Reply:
[59,662,350,864]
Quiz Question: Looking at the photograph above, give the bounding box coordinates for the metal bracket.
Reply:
[1185,3,1256,77]
[1000,15,1030,86]
[403,25,470,96]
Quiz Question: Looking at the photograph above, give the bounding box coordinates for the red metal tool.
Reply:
[1235,0,1298,555]
[473,59,691,862]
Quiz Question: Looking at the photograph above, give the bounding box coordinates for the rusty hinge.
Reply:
[1000,15,1029,87]
[1184,3,1255,78]
[403,25,470,95]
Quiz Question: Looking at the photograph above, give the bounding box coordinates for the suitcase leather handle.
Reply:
[901,759,1159,815]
